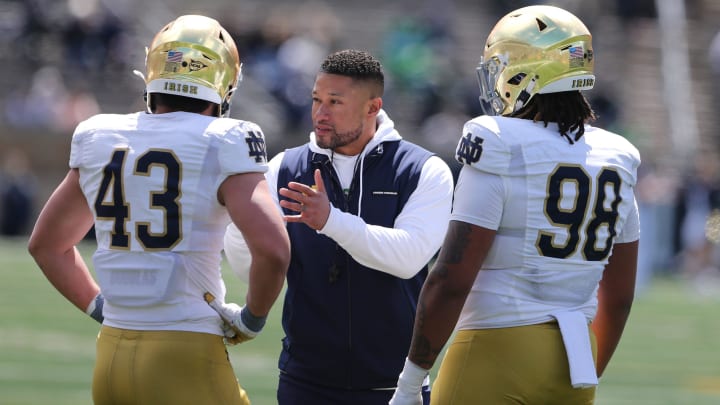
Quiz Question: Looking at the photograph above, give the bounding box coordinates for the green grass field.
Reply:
[1,237,719,405]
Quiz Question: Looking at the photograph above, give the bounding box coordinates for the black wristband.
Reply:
[240,306,267,333]
[89,294,104,324]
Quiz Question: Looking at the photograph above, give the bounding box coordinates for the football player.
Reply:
[390,5,640,405]
[28,15,290,405]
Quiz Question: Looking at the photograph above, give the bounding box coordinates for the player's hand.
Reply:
[388,358,428,405]
[204,292,262,345]
[388,389,422,405]
[219,321,249,345]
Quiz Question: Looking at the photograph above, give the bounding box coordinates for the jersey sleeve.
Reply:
[216,121,269,177]
[69,130,84,169]
[450,164,506,230]
[455,116,511,176]
[615,195,640,243]
[69,115,101,169]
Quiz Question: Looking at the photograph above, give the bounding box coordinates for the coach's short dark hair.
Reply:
[320,49,384,97]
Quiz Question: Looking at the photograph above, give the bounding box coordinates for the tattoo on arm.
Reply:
[438,222,473,265]
[409,298,441,369]
[410,222,477,369]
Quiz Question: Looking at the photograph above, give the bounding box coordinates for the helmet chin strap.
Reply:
[219,99,230,117]
[512,77,537,113]
[132,69,153,113]
[219,65,243,117]
[134,45,152,113]
[220,86,236,117]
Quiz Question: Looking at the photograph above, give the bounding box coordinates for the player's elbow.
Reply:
[271,247,291,277]
[612,294,635,315]
[601,289,635,320]
[253,239,291,278]
[27,232,50,264]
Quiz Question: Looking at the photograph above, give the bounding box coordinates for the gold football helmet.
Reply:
[477,5,595,116]
[143,15,241,117]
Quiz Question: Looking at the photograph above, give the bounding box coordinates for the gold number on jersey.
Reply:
[94,148,182,250]
[536,164,621,261]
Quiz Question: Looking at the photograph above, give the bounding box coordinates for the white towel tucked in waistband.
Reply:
[551,310,598,389]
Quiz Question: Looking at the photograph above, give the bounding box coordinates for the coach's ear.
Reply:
[367,96,382,118]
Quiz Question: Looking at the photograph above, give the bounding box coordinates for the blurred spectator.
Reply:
[709,30,720,138]
[379,2,459,125]
[275,2,340,129]
[635,163,678,292]
[223,2,340,137]
[589,91,620,130]
[672,151,720,284]
[417,94,468,179]
[4,65,100,131]
[61,0,128,76]
[615,0,656,20]
[4,65,67,129]
[710,30,720,75]
[0,148,36,236]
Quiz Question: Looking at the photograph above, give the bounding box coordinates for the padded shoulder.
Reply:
[455,115,511,176]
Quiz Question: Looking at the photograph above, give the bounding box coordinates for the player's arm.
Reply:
[391,220,496,404]
[407,163,504,367]
[224,152,284,282]
[409,221,495,369]
[219,172,290,319]
[392,162,503,405]
[592,239,638,377]
[27,169,101,318]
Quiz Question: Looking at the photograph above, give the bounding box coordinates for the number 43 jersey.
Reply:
[69,111,268,331]
[452,115,641,329]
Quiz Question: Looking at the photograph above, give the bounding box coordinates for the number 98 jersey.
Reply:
[69,111,268,331]
[451,115,640,329]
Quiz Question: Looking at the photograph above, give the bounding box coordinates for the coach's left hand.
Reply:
[279,169,331,230]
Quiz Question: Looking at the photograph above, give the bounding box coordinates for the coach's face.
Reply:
[311,73,381,156]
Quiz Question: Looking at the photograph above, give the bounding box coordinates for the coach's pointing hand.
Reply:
[279,169,331,230]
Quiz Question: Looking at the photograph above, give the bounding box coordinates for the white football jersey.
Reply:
[452,115,641,329]
[70,111,268,332]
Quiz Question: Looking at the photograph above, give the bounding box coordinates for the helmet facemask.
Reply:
[477,54,508,116]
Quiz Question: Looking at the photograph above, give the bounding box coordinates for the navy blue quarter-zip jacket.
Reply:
[276,139,433,390]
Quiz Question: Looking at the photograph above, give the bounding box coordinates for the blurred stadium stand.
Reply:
[1,0,719,251]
